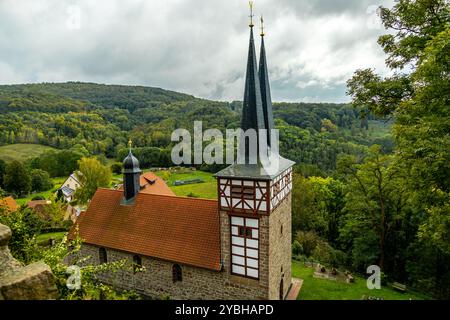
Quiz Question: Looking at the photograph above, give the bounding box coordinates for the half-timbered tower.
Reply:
[215,12,295,300]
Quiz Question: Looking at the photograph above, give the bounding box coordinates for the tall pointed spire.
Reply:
[240,1,266,163]
[259,16,275,148]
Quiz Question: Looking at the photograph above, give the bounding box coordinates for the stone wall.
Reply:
[77,244,266,300]
[268,194,292,300]
[0,223,58,300]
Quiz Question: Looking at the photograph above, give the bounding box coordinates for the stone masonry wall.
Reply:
[268,193,292,300]
[77,244,266,300]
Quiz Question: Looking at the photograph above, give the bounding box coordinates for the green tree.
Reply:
[347,0,449,219]
[338,146,411,272]
[32,150,83,178]
[110,162,123,175]
[73,157,112,205]
[346,0,450,296]
[292,173,344,243]
[0,208,46,263]
[31,169,53,192]
[4,160,31,197]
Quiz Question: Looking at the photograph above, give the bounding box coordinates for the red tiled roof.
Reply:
[71,188,221,271]
[0,196,19,213]
[27,200,51,209]
[118,172,175,196]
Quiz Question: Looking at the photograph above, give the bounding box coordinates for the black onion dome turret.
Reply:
[123,151,141,174]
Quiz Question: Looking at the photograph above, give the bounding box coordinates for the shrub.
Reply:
[110,162,123,175]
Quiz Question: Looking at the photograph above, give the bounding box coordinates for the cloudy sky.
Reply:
[0,0,394,103]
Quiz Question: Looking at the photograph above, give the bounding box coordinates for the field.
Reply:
[0,143,56,162]
[292,261,428,300]
[36,231,66,245]
[155,170,217,199]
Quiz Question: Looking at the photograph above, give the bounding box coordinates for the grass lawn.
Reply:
[36,231,66,245]
[291,261,429,300]
[0,143,56,162]
[155,170,217,199]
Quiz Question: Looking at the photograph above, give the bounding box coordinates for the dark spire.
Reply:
[122,139,141,202]
[259,23,275,148]
[240,25,266,163]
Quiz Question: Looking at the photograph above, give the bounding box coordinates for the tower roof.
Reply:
[123,150,141,174]
[240,26,266,162]
[216,10,296,179]
[259,35,275,148]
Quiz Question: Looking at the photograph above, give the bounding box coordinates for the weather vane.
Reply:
[260,15,265,36]
[249,1,254,28]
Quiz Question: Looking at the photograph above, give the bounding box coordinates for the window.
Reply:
[172,264,182,282]
[230,217,259,279]
[280,224,283,235]
[238,226,252,237]
[99,247,107,264]
[133,255,142,273]
[231,185,255,200]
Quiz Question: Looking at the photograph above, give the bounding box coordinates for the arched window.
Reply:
[172,264,182,282]
[133,255,142,273]
[99,247,107,264]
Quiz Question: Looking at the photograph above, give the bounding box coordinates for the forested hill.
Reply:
[0,82,391,174]
[0,82,196,111]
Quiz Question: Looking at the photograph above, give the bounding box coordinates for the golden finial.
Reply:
[128,138,132,151]
[260,15,265,36]
[248,1,254,28]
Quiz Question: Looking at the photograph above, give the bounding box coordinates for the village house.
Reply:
[70,18,296,300]
[58,172,81,203]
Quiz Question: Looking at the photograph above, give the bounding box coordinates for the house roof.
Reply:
[69,172,81,184]
[0,196,19,213]
[70,188,221,271]
[118,172,175,196]
[27,200,51,209]
[60,186,75,197]
[215,156,295,180]
[27,200,52,219]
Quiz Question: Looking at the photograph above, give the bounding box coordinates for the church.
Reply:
[70,12,295,300]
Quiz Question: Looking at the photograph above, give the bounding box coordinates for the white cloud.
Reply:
[0,0,394,102]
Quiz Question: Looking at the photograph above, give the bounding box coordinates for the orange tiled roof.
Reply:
[27,200,51,209]
[0,196,19,213]
[118,172,175,196]
[71,188,221,271]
